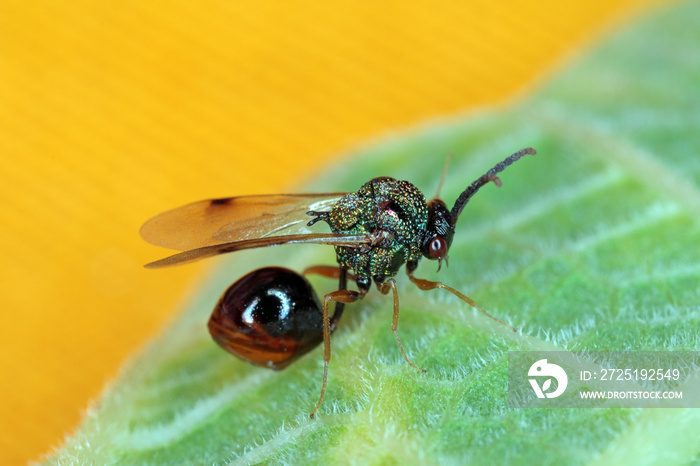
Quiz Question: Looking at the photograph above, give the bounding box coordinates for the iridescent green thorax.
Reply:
[328,177,428,284]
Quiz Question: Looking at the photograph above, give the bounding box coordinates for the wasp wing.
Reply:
[144,233,368,268]
[140,193,346,251]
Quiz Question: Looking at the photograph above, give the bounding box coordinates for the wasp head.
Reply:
[421,198,455,270]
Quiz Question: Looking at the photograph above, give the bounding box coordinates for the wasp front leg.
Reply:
[378,279,426,374]
[405,261,518,333]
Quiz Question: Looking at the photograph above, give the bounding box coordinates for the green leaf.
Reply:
[48,2,700,464]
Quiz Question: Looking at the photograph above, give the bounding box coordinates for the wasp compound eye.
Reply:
[428,236,447,260]
[208,267,324,370]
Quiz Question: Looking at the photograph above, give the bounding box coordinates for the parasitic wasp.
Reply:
[141,147,536,418]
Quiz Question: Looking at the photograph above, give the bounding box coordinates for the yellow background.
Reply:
[0,1,670,463]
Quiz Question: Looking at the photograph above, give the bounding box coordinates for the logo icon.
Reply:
[528,359,568,399]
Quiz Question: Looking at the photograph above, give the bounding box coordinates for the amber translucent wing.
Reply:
[140,193,346,252]
[145,233,369,268]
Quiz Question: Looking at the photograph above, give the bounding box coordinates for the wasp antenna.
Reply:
[434,153,453,200]
[449,147,536,224]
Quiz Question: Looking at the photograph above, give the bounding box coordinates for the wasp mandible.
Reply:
[141,147,536,418]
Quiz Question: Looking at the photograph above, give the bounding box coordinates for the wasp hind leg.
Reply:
[303,266,357,330]
[379,279,427,374]
[303,265,357,284]
[310,285,363,419]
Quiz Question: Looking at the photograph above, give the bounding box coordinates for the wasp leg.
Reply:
[379,279,427,374]
[303,265,357,283]
[303,266,357,330]
[406,263,518,333]
[306,211,331,227]
[310,287,363,419]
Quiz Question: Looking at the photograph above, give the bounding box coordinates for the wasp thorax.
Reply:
[208,267,324,370]
[421,198,454,261]
[328,177,429,282]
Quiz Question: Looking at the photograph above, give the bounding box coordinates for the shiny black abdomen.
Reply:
[208,267,324,369]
